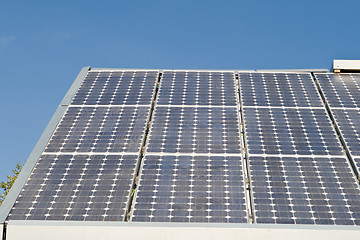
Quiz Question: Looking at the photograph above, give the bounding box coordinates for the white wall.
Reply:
[5,221,360,240]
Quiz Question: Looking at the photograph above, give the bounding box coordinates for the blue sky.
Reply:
[0,0,360,180]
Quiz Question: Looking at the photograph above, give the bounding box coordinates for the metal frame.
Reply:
[233,71,251,223]
[90,68,256,72]
[0,66,90,224]
[5,219,360,230]
[235,70,256,223]
[123,70,161,220]
[90,68,329,73]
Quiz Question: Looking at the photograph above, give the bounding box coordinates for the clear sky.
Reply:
[0,0,360,181]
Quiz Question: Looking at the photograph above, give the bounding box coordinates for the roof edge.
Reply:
[89,68,329,73]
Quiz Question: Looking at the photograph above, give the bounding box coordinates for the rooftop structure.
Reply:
[1,63,360,239]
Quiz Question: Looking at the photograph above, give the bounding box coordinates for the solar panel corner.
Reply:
[0,67,90,223]
[60,66,91,106]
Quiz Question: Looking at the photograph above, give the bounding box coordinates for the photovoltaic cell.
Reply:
[45,106,150,153]
[8,154,138,221]
[249,156,360,225]
[147,106,241,154]
[131,155,247,223]
[243,107,343,156]
[315,73,360,108]
[71,71,158,105]
[239,73,323,107]
[157,71,237,106]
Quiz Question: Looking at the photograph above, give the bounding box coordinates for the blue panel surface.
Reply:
[157,71,237,106]
[132,155,247,223]
[249,156,360,225]
[8,154,138,221]
[315,73,360,108]
[240,73,322,107]
[243,107,343,156]
[332,109,360,171]
[72,71,158,105]
[45,106,150,153]
[147,107,241,154]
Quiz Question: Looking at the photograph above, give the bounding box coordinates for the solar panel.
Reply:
[147,106,241,154]
[6,70,159,222]
[8,154,138,221]
[71,71,158,106]
[249,155,360,225]
[243,107,343,156]
[315,73,360,108]
[157,71,237,106]
[239,73,323,108]
[45,106,150,153]
[131,155,247,223]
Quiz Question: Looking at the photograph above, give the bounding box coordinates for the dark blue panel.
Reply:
[147,107,241,154]
[243,107,343,156]
[71,71,158,105]
[250,156,360,225]
[132,155,247,223]
[157,71,237,106]
[8,154,138,221]
[45,106,150,153]
[315,73,360,109]
[332,109,360,173]
[240,73,323,108]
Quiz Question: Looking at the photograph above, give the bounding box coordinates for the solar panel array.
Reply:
[240,72,360,225]
[132,71,248,223]
[7,71,158,221]
[316,73,360,175]
[4,69,360,227]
